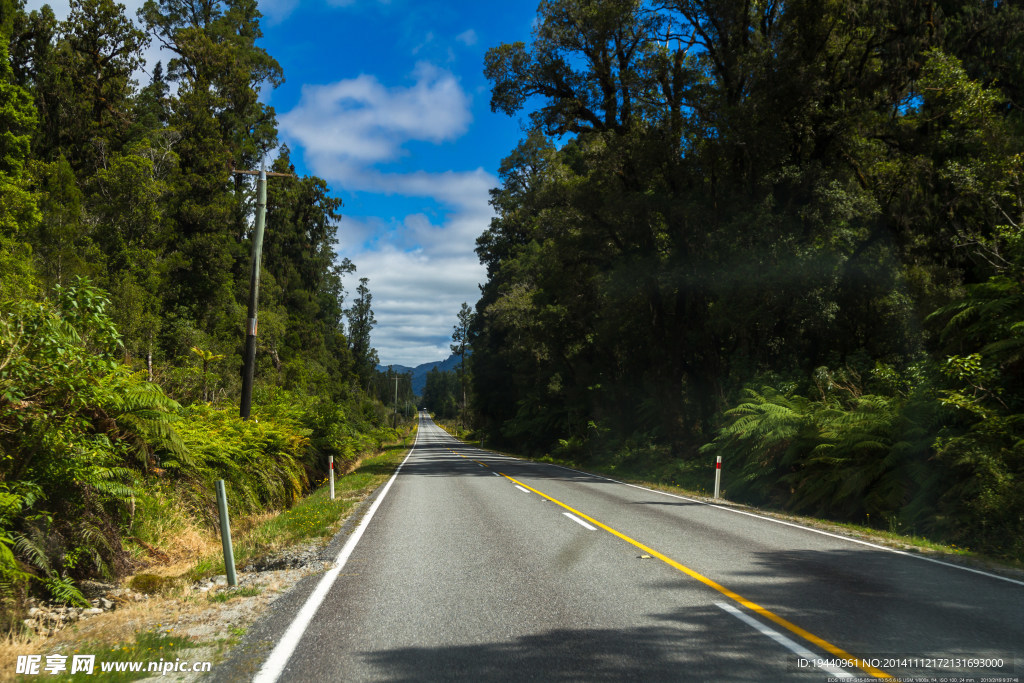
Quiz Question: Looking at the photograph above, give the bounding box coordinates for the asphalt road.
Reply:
[231,414,1023,682]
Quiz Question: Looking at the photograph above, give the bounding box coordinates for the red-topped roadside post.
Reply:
[714,455,722,499]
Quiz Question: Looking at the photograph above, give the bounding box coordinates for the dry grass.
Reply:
[0,631,33,682]
[0,559,329,681]
[0,591,203,681]
[131,525,221,579]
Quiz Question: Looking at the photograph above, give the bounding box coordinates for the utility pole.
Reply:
[233,164,295,420]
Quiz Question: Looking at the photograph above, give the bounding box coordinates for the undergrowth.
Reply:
[0,278,414,631]
[184,434,414,582]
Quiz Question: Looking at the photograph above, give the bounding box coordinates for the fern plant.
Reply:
[12,528,89,607]
[926,266,1024,555]
[702,376,933,525]
[700,387,817,505]
[98,367,190,470]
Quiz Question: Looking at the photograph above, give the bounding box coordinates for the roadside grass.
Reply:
[207,587,261,603]
[55,629,197,683]
[434,420,474,442]
[8,625,200,683]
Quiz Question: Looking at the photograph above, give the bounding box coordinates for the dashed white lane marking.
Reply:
[534,465,1024,587]
[563,512,597,531]
[514,485,530,493]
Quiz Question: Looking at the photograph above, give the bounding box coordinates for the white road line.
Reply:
[715,602,853,679]
[436,420,1023,585]
[252,426,420,683]
[563,512,597,531]
[534,464,1024,587]
[493,472,501,477]
[514,485,530,493]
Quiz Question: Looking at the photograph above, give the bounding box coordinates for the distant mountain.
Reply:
[377,353,465,396]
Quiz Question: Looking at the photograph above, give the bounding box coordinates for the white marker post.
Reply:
[714,456,722,499]
[328,456,335,500]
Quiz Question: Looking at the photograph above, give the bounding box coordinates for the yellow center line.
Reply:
[500,472,891,680]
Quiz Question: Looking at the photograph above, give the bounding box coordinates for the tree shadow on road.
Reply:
[353,605,821,682]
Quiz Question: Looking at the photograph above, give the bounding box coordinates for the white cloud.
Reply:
[455,29,477,46]
[314,165,493,215]
[334,215,382,251]
[337,169,494,257]
[345,248,485,367]
[280,64,493,368]
[280,63,471,169]
[258,0,301,25]
[334,200,491,367]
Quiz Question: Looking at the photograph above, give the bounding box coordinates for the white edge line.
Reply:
[252,425,420,683]
[536,464,1024,587]
[563,512,597,531]
[715,602,853,680]
[435,420,1024,585]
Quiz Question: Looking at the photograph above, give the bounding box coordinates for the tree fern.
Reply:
[931,275,1024,355]
[701,387,817,504]
[12,531,52,576]
[0,532,30,596]
[97,367,190,470]
[10,529,86,605]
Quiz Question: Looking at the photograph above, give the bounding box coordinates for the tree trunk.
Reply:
[202,359,209,402]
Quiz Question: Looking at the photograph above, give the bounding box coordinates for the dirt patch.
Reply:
[0,541,336,682]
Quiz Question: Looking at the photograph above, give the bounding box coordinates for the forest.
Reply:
[472,0,1024,560]
[0,0,411,620]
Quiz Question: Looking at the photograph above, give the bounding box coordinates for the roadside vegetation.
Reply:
[0,431,414,679]
[184,441,413,581]
[0,0,417,637]
[464,0,1024,564]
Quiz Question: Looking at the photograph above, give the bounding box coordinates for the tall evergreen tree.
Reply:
[0,37,39,296]
[138,0,283,336]
[346,277,377,386]
[450,302,474,427]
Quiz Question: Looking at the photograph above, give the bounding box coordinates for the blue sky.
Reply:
[27,0,540,367]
